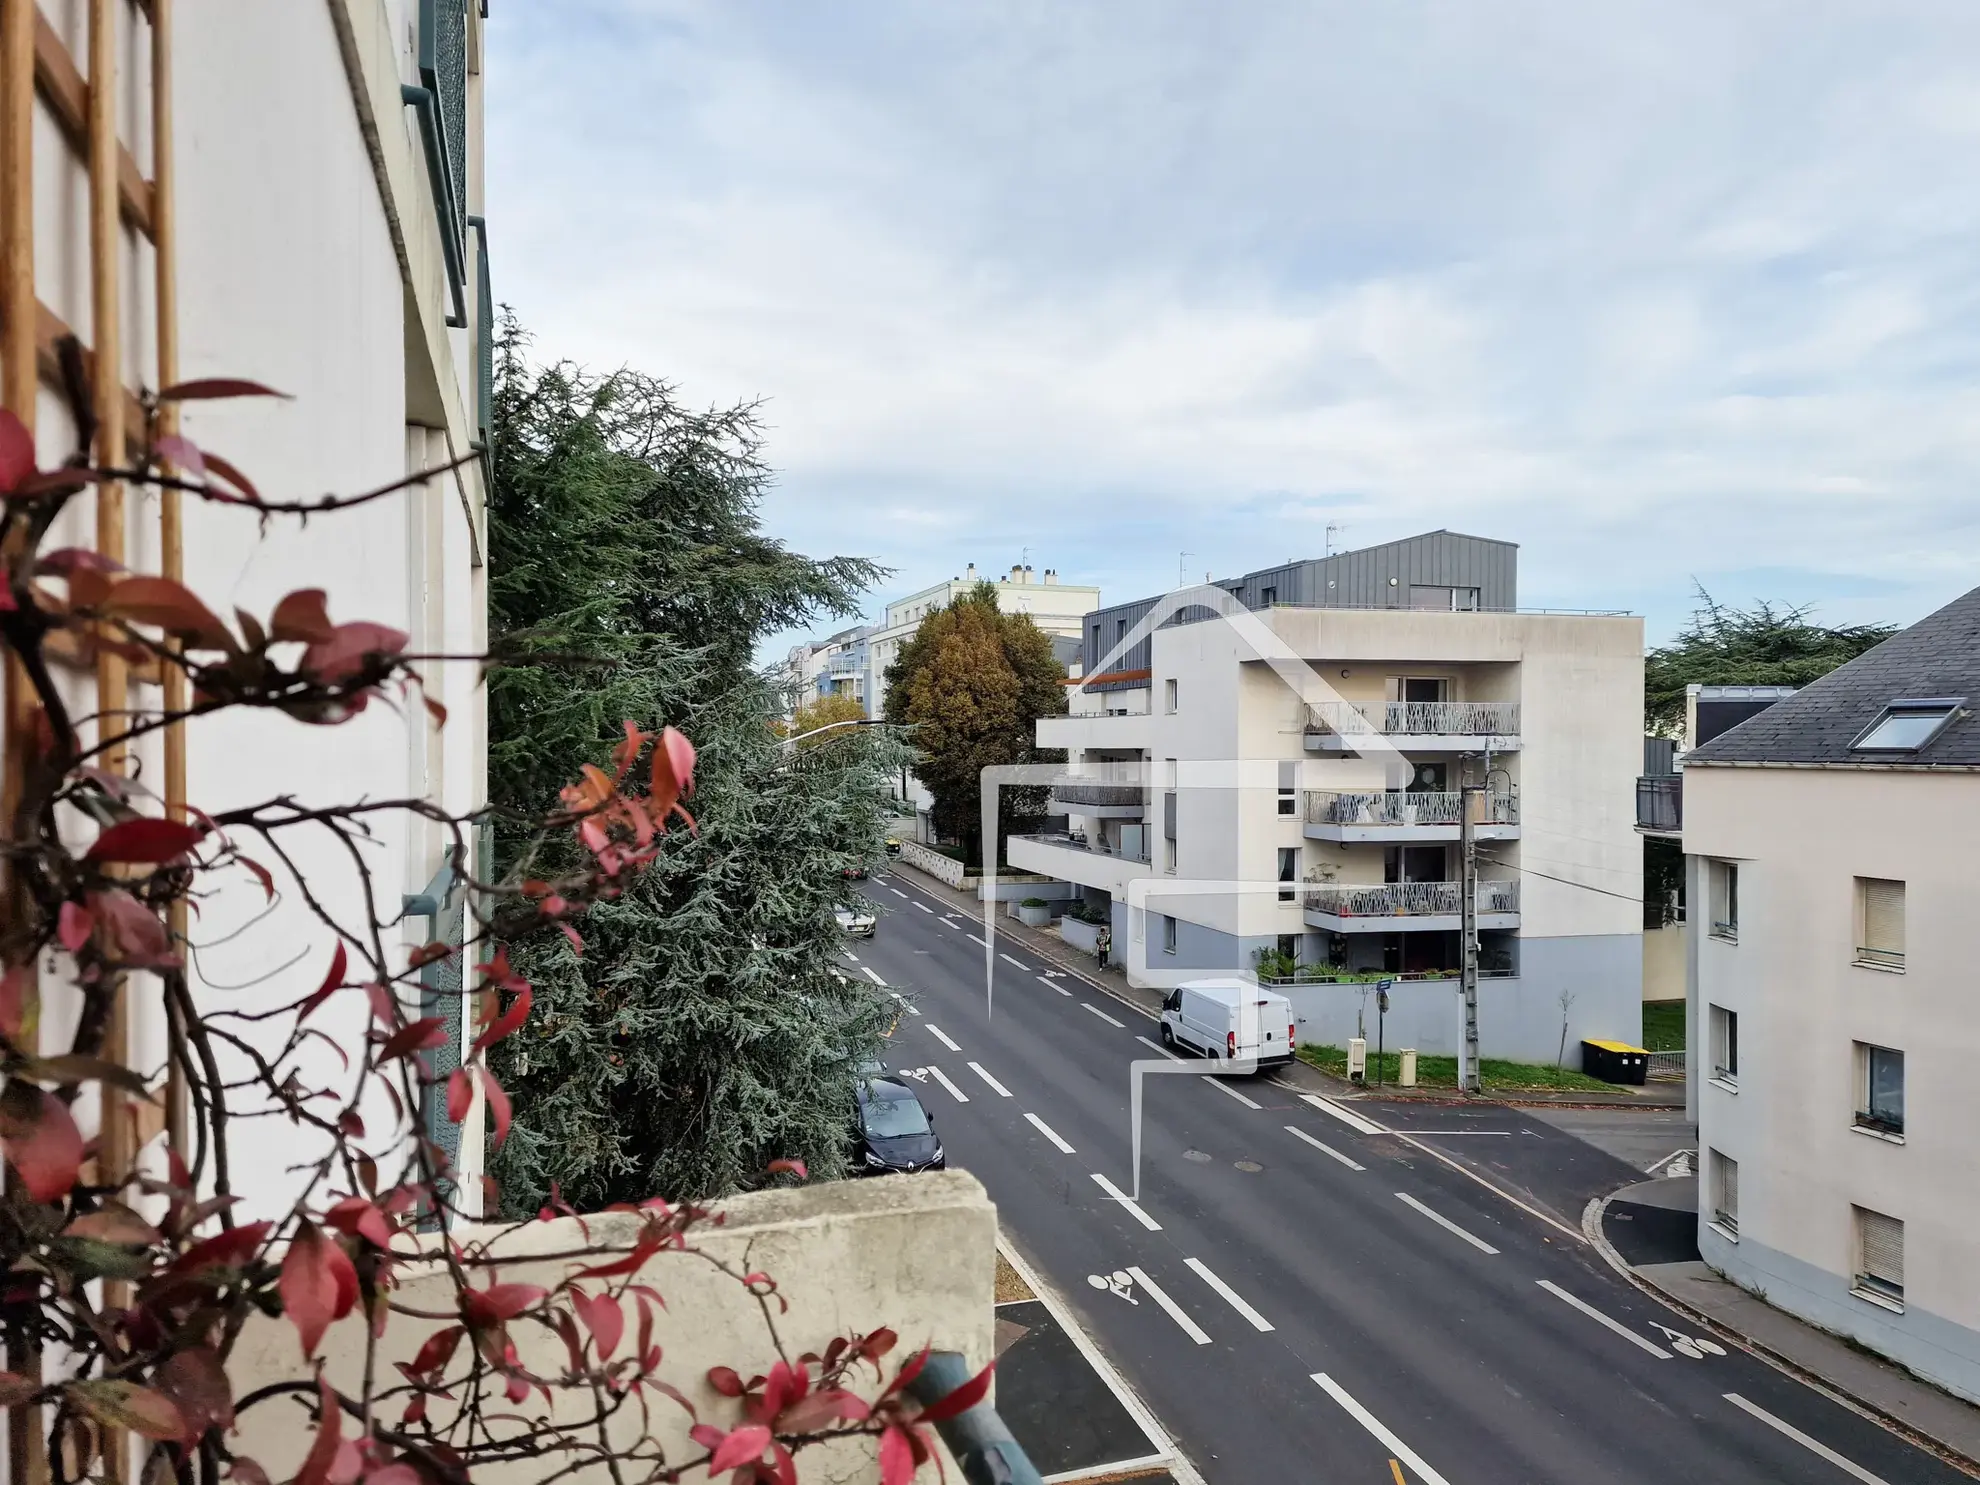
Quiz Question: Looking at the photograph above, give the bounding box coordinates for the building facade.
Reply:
[866,563,1101,716]
[1685,587,1980,1402]
[780,623,878,716]
[1006,532,1645,1062]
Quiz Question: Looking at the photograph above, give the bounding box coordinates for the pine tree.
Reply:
[485,319,905,1210]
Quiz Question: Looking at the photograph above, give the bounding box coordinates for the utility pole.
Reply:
[1458,784,1481,1094]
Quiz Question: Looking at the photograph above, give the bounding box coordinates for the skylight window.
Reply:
[1851,699,1963,753]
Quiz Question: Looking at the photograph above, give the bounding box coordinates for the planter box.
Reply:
[1017,903,1053,928]
[1059,917,1102,955]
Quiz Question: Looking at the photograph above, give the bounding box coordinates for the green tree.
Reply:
[784,690,870,746]
[485,319,905,1210]
[882,583,1066,865]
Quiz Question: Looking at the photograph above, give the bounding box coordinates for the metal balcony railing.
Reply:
[1302,879,1521,918]
[1304,700,1520,738]
[1050,759,1147,808]
[1013,831,1150,865]
[1305,790,1518,827]
[1636,774,1682,832]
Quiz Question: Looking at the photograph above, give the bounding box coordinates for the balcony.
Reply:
[1038,710,1152,753]
[1303,700,1521,754]
[1008,831,1152,896]
[1636,774,1682,837]
[1050,761,1147,818]
[1302,879,1521,933]
[1304,789,1519,843]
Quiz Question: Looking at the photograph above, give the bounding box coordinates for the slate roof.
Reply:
[1686,585,1980,767]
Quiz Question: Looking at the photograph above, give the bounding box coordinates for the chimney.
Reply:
[1023,565,1035,584]
[1044,569,1058,585]
[1009,565,1023,583]
[965,563,976,581]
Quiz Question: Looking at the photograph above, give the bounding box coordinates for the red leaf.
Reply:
[151,433,206,476]
[573,1290,624,1359]
[299,621,409,685]
[463,1282,546,1325]
[560,922,585,955]
[364,981,398,1026]
[0,1082,83,1201]
[405,1326,463,1379]
[34,547,119,578]
[300,943,348,1021]
[157,377,290,402]
[85,816,204,864]
[650,726,696,819]
[66,1380,186,1442]
[445,1067,473,1123]
[709,1425,771,1476]
[322,1196,394,1250]
[90,889,178,967]
[707,1366,746,1398]
[915,1360,995,1423]
[363,1467,420,1485]
[0,408,34,493]
[407,941,451,969]
[376,1017,448,1061]
[239,853,277,901]
[280,1221,356,1358]
[294,1377,342,1485]
[155,1347,234,1444]
[767,1158,808,1181]
[776,1387,869,1432]
[57,901,92,953]
[172,1220,272,1274]
[98,576,235,651]
[0,966,27,1043]
[878,1424,916,1485]
[200,451,262,504]
[269,588,335,644]
[479,1067,512,1150]
[470,984,532,1055]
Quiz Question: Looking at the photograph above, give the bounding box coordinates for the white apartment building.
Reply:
[780,622,877,716]
[867,562,1100,715]
[1007,532,1645,1062]
[1685,586,1980,1402]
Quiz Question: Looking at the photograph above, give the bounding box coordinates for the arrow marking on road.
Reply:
[925,1024,962,1052]
[1125,1266,1211,1345]
[1537,1280,1671,1358]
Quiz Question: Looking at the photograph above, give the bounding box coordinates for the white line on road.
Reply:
[914,901,933,914]
[890,887,909,898]
[1184,1257,1274,1332]
[939,917,960,929]
[1299,1093,1386,1136]
[1722,1393,1892,1485]
[1388,1129,1513,1136]
[1201,1076,1262,1110]
[967,1061,1013,1097]
[923,1065,971,1103]
[1136,1035,1181,1060]
[1395,1192,1500,1254]
[1311,1374,1452,1485]
[861,966,888,986]
[968,933,991,947]
[1284,1124,1364,1170]
[1024,1112,1075,1153]
[999,952,1031,971]
[842,951,859,963]
[892,993,921,1017]
[925,1024,962,1052]
[1125,1266,1211,1345]
[1537,1280,1671,1358]
[1081,1003,1126,1028]
[1039,977,1073,997]
[1090,1172,1162,1231]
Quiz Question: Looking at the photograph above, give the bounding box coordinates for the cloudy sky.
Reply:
[487,2,1980,652]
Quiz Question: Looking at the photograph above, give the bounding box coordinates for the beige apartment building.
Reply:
[867,562,1101,715]
[1686,585,1980,1401]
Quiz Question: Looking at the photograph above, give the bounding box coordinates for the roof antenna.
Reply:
[1179,552,1192,589]
[1326,522,1346,557]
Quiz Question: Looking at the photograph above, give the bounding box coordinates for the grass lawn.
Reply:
[1296,1043,1616,1094]
[1641,1001,1686,1051]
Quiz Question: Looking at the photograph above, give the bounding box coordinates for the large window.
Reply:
[1709,860,1739,942]
[1855,1044,1904,1137]
[1710,1151,1738,1237]
[1709,1006,1738,1087]
[1853,1207,1904,1308]
[1851,699,1961,754]
[1855,878,1905,970]
[1162,915,1178,956]
[1278,847,1299,903]
[1277,760,1297,816]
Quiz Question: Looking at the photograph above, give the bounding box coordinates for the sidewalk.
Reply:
[1594,1176,1980,1471]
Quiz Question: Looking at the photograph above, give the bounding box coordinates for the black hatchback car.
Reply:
[852,1077,945,1175]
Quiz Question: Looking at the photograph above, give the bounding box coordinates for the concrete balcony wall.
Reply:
[1008,833,1147,897]
[227,1172,996,1485]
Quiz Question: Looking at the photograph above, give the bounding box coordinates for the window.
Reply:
[1851,698,1962,753]
[1165,758,1178,788]
[1278,761,1297,816]
[1116,618,1128,647]
[1856,878,1904,970]
[1164,838,1177,873]
[1710,1006,1738,1087]
[1710,1151,1738,1237]
[1164,678,1178,713]
[1856,1044,1904,1137]
[1260,585,1277,607]
[1853,1207,1904,1308]
[1162,915,1177,955]
[1277,934,1299,961]
[1278,847,1299,903]
[1709,861,1738,942]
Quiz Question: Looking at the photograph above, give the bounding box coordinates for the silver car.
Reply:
[835,904,877,938]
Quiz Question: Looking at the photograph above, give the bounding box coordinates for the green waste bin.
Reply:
[1581,1039,1649,1086]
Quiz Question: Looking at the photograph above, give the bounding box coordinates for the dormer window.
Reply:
[1850,698,1963,753]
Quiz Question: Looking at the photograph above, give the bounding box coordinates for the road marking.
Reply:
[1081,1003,1126,1028]
[1201,1076,1261,1109]
[967,1061,1013,1097]
[1090,1172,1161,1231]
[1537,1280,1671,1358]
[1389,1129,1512,1136]
[914,901,934,914]
[939,917,961,929]
[1310,1374,1452,1485]
[1039,977,1073,997]
[999,952,1031,971]
[923,1065,971,1103]
[843,951,859,963]
[1722,1393,1892,1485]
[1388,1460,1406,1485]
[1299,1093,1386,1136]
[1395,1192,1500,1254]
[1184,1256,1274,1332]
[1024,1112,1074,1153]
[892,993,921,1017]
[889,887,909,898]
[861,966,888,986]
[925,1024,962,1052]
[1125,1266,1211,1346]
[968,933,991,947]
[1136,1035,1181,1060]
[1284,1124,1364,1170]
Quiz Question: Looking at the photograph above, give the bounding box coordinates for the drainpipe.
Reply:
[400,84,468,327]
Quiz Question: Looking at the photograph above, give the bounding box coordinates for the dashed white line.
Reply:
[1081,1003,1126,1028]
[1537,1280,1671,1358]
[1039,976,1073,997]
[1024,1112,1075,1154]
[1090,1172,1162,1231]
[1395,1192,1500,1254]
[889,887,909,899]
[923,1065,971,1103]
[968,933,991,948]
[1184,1257,1274,1332]
[1722,1394,1892,1485]
[892,993,921,1017]
[939,917,961,929]
[1201,1076,1262,1110]
[925,1024,962,1053]
[999,952,1031,971]
[967,1061,1013,1097]
[1299,1092,1386,1136]
[1136,1035,1181,1060]
[1311,1374,1452,1485]
[1284,1124,1365,1170]
[842,951,859,963]
[1125,1266,1210,1346]
[913,901,934,914]
[860,966,888,986]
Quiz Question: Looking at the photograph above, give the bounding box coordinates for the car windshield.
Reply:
[861,1087,931,1138]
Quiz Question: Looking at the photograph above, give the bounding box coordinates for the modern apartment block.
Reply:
[781,622,879,716]
[1007,532,1645,1062]
[1685,586,1980,1402]
[868,562,1101,715]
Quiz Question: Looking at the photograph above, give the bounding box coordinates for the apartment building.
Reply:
[1006,532,1645,1062]
[1685,587,1980,1402]
[867,562,1101,715]
[780,622,878,715]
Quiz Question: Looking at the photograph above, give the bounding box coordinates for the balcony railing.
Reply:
[1302,880,1521,918]
[1013,831,1151,865]
[1050,760,1146,808]
[1636,775,1682,833]
[1305,790,1518,827]
[1305,701,1520,738]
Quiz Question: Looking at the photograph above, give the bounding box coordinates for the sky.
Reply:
[486,2,1980,656]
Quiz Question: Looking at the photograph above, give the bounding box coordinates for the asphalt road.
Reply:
[851,874,1967,1485]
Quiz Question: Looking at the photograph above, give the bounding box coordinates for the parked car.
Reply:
[884,837,902,858]
[843,863,869,880]
[835,904,877,938]
[852,1076,944,1174]
[1159,978,1295,1070]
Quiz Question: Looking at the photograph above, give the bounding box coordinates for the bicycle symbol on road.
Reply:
[896,1067,931,1083]
[1087,1271,1138,1305]
[1650,1322,1727,1359]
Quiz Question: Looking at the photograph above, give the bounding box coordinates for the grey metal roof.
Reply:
[1686,586,1980,767]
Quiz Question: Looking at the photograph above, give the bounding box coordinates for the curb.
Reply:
[1582,1189,1980,1478]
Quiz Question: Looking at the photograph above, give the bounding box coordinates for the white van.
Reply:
[1159,978,1295,1070]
